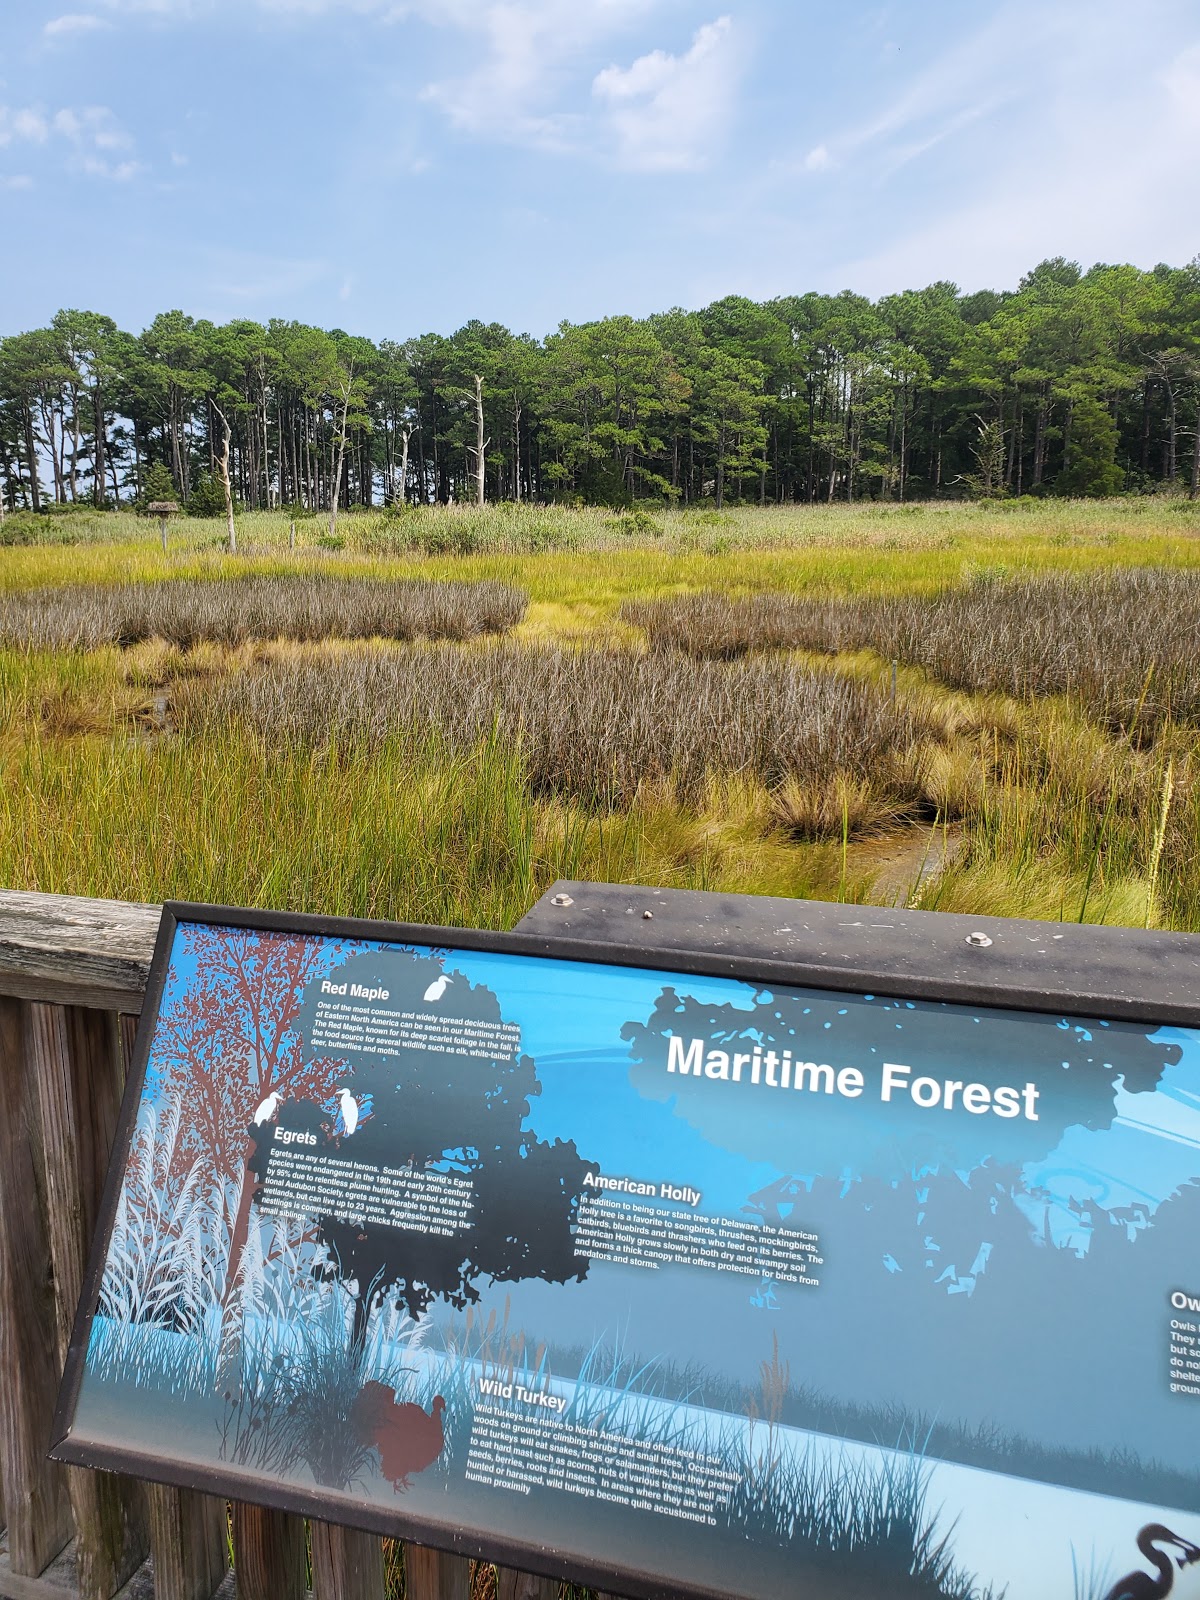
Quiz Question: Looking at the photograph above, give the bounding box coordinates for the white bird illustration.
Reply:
[252,1091,280,1125]
[337,1087,360,1138]
[423,974,453,1003]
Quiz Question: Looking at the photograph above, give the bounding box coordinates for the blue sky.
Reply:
[3,0,1199,339]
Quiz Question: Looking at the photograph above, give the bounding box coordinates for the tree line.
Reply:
[3,256,1200,518]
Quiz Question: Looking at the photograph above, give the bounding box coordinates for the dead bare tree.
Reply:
[211,400,238,553]
[469,374,489,506]
[395,421,411,506]
[328,370,354,539]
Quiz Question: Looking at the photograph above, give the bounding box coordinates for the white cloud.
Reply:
[0,107,51,145]
[96,0,404,14]
[780,2,1053,184]
[81,155,140,180]
[0,102,140,181]
[592,15,738,171]
[44,13,111,36]
[256,0,406,13]
[60,0,726,173]
[53,107,133,150]
[819,25,1200,297]
[0,174,34,190]
[202,247,331,304]
[417,0,661,149]
[96,0,204,12]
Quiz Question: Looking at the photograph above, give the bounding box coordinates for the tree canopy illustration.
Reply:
[622,985,1181,1177]
[245,947,596,1342]
[153,924,371,1310]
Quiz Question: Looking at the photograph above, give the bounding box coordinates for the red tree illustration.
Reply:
[153,925,360,1313]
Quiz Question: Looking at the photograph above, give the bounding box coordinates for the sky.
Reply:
[2,0,1199,340]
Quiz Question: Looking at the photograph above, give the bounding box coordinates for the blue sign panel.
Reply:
[55,910,1200,1600]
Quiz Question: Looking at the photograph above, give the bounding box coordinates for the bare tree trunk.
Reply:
[512,398,522,502]
[1191,398,1200,500]
[397,425,411,504]
[473,374,486,506]
[170,393,187,504]
[93,383,106,508]
[329,386,351,538]
[1032,392,1049,487]
[1004,393,1019,490]
[1060,399,1074,480]
[22,406,41,513]
[934,409,942,490]
[261,397,271,508]
[43,402,65,504]
[214,404,237,553]
[1140,384,1152,473]
[70,389,81,502]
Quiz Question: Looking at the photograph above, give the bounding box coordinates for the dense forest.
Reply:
[3,256,1200,515]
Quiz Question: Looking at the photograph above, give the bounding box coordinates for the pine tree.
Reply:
[138,460,177,508]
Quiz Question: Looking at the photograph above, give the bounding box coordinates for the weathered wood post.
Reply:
[31,1001,148,1597]
[0,890,573,1600]
[148,501,180,555]
[0,994,73,1578]
[496,1567,558,1600]
[310,1520,385,1600]
[229,1503,307,1600]
[405,1542,472,1600]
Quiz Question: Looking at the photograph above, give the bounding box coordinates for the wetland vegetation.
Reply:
[2,497,1198,938]
[0,574,526,650]
[626,567,1200,735]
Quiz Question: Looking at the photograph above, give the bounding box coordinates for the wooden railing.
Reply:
[0,891,565,1600]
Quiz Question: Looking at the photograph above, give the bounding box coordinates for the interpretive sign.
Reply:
[54,902,1200,1600]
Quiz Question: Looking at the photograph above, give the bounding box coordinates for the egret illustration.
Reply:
[337,1087,360,1138]
[252,1091,280,1126]
[423,973,453,1003]
[1102,1525,1200,1600]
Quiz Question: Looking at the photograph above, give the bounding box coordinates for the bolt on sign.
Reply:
[53,900,1200,1600]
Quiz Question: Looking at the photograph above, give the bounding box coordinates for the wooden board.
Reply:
[0,895,159,1013]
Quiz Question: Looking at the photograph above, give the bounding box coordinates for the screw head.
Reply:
[550,893,574,908]
[965,931,993,948]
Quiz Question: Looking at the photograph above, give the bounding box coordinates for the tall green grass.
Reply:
[9,496,1200,557]
[6,506,1200,933]
[5,502,1200,618]
[0,726,863,920]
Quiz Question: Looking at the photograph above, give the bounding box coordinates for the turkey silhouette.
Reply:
[351,1381,447,1492]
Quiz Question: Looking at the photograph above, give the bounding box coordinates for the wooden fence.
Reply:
[0,889,573,1600]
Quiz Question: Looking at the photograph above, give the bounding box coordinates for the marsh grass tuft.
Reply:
[624,570,1200,733]
[174,643,939,817]
[0,575,527,651]
[8,512,1200,934]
